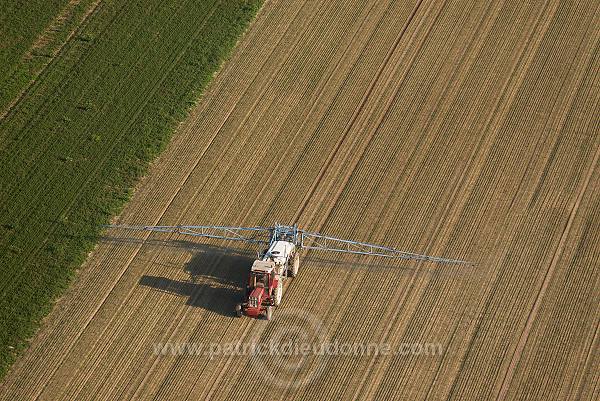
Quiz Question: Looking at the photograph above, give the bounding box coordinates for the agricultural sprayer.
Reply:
[106,223,471,320]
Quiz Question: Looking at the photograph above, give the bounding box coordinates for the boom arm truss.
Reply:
[105,223,472,265]
[105,224,272,244]
[299,230,469,264]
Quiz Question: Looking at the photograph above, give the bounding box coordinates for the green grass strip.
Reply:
[0,0,262,378]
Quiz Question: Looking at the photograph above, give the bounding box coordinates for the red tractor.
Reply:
[235,260,278,320]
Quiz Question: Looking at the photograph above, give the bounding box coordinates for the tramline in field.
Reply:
[107,223,472,320]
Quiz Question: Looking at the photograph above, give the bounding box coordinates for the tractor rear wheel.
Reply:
[266,306,273,321]
[289,253,300,277]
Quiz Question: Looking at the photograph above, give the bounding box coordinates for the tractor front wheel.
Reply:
[274,279,283,306]
[265,306,273,321]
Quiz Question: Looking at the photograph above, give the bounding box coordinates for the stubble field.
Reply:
[1,0,598,399]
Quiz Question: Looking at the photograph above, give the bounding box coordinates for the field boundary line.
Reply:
[25,2,229,398]
[46,0,237,394]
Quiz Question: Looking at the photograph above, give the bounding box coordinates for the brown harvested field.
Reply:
[2,0,599,399]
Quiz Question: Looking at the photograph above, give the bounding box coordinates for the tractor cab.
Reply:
[248,271,269,289]
[246,259,275,294]
[250,259,275,276]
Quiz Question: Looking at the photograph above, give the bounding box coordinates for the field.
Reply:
[1,0,599,400]
[0,0,261,376]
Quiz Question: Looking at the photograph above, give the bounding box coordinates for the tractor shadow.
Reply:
[137,250,253,317]
[104,236,255,316]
